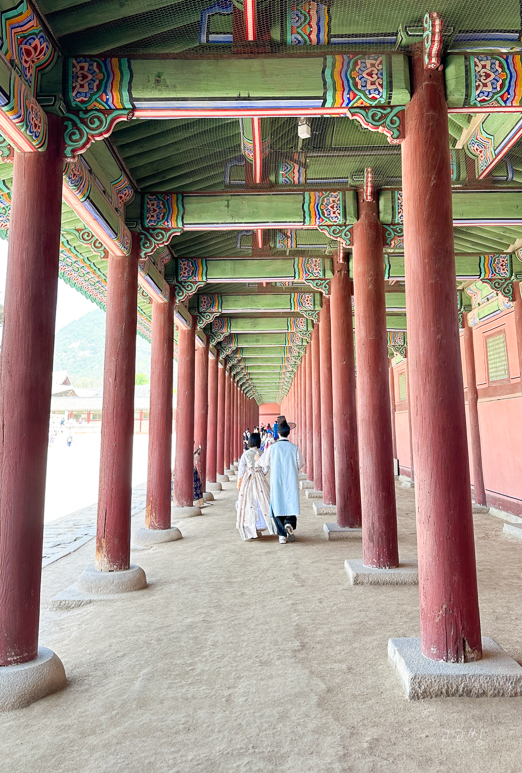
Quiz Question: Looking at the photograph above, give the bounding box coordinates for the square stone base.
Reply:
[299,480,313,490]
[305,489,323,500]
[345,558,418,585]
[313,503,337,517]
[503,522,522,539]
[388,637,522,700]
[323,523,361,540]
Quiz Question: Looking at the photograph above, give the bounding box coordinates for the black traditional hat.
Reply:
[276,415,296,430]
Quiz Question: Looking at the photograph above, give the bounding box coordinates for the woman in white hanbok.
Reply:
[236,433,275,541]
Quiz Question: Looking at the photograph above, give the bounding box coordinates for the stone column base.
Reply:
[299,480,313,490]
[298,472,307,481]
[323,523,361,540]
[0,647,66,711]
[206,481,222,492]
[172,505,202,518]
[217,474,229,483]
[133,527,182,547]
[305,489,323,500]
[389,637,522,700]
[78,564,147,594]
[344,558,418,585]
[503,522,522,539]
[203,491,214,502]
[313,503,337,516]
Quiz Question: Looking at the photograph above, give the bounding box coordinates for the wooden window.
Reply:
[398,371,407,401]
[486,332,509,382]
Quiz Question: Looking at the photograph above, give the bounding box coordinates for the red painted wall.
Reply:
[392,307,522,516]
[259,403,281,427]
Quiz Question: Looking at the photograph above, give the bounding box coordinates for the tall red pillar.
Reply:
[145,293,175,531]
[232,382,238,462]
[206,349,219,486]
[0,115,65,668]
[330,260,362,528]
[173,317,199,512]
[194,334,210,490]
[463,318,486,505]
[216,361,227,479]
[388,359,398,461]
[353,193,398,568]
[311,325,322,491]
[402,50,482,662]
[319,298,335,505]
[224,369,231,470]
[513,282,522,389]
[95,245,140,571]
[305,348,314,480]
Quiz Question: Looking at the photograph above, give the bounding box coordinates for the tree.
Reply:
[135,373,149,385]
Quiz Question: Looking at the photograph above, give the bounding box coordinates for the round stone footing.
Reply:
[172,505,202,518]
[0,647,66,711]
[77,564,147,594]
[203,492,214,502]
[133,527,182,547]
[217,474,229,483]
[207,481,222,492]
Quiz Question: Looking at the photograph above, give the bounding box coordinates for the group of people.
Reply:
[236,415,305,545]
[242,420,280,452]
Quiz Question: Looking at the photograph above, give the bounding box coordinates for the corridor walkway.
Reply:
[2,480,522,773]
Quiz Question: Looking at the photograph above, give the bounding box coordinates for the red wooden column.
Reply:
[233,382,239,463]
[330,259,362,528]
[195,333,210,492]
[305,348,314,480]
[319,298,335,505]
[463,317,486,505]
[143,291,179,539]
[513,282,522,385]
[95,243,142,573]
[216,361,227,480]
[224,369,231,471]
[206,349,219,488]
[353,193,398,568]
[173,317,201,514]
[0,115,67,672]
[311,325,322,491]
[388,359,398,461]
[402,50,482,662]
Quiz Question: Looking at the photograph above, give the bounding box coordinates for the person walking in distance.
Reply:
[259,417,304,544]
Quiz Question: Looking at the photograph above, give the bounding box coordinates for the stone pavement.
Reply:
[42,482,147,567]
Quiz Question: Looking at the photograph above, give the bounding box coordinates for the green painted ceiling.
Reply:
[9,0,522,400]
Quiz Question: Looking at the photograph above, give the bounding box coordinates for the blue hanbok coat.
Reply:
[259,438,305,517]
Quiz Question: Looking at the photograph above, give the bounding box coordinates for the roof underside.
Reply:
[4,0,522,400]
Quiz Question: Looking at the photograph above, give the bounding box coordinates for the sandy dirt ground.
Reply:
[2,479,522,773]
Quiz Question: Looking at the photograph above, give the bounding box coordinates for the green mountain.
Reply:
[53,308,151,388]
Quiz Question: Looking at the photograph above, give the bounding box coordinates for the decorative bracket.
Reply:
[209,315,231,343]
[316,225,352,249]
[347,106,405,145]
[388,331,407,358]
[197,293,222,329]
[62,227,108,259]
[64,110,133,158]
[479,254,514,302]
[424,12,444,71]
[383,224,404,250]
[140,228,181,259]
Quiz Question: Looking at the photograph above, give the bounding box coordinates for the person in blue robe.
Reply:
[258,417,305,544]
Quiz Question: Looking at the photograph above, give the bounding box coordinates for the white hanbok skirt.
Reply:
[236,466,275,540]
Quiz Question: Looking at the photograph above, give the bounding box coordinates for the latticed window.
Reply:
[486,332,509,382]
[398,371,407,401]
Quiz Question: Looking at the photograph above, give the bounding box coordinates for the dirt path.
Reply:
[2,479,522,772]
